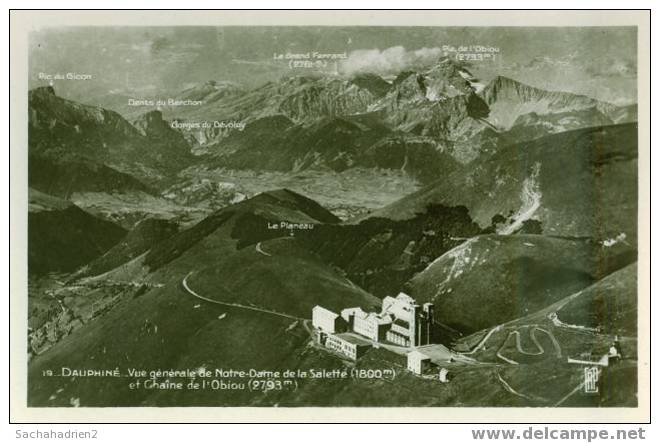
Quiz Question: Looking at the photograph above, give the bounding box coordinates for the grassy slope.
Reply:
[407,234,635,334]
[27,195,638,407]
[28,189,127,274]
[143,189,339,271]
[452,263,638,407]
[555,262,637,337]
[27,191,376,406]
[76,218,179,279]
[28,151,154,198]
[366,124,638,244]
[27,220,379,406]
[188,237,380,318]
[296,204,483,298]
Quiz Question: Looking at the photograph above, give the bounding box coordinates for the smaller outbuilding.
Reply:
[312,305,347,333]
[407,349,434,375]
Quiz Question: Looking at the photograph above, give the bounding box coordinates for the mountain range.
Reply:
[26,55,639,407]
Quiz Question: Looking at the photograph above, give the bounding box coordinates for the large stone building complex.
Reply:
[312,292,435,356]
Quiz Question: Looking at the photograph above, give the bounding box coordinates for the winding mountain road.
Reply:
[181,272,305,321]
[497,372,547,403]
[459,325,502,355]
[459,323,562,366]
[553,380,587,407]
[496,326,562,365]
[255,242,272,257]
[548,311,599,333]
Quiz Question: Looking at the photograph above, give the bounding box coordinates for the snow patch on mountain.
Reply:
[602,233,628,247]
[458,69,486,93]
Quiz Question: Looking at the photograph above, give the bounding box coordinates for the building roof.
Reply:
[407,350,431,361]
[313,305,339,319]
[341,306,393,327]
[334,333,373,347]
[415,344,453,361]
[341,307,365,317]
[375,313,392,325]
[396,292,416,303]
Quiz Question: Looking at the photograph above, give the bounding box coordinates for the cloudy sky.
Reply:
[29,26,638,105]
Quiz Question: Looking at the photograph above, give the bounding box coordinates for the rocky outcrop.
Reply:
[277,77,379,121]
[28,87,195,184]
[350,73,392,97]
[29,86,140,139]
[132,110,171,137]
[176,80,244,103]
[480,75,635,129]
[364,59,494,162]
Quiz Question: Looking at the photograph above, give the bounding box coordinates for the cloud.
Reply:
[339,46,444,75]
[585,58,636,78]
[512,54,636,80]
[522,56,571,69]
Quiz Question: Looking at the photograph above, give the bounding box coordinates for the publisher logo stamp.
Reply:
[584,367,599,394]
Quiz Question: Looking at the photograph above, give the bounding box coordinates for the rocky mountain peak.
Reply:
[489,75,519,88]
[480,75,543,103]
[478,75,629,131]
[480,75,604,110]
[275,76,378,121]
[30,86,56,99]
[178,80,244,103]
[349,73,391,98]
[132,110,170,137]
[136,109,164,124]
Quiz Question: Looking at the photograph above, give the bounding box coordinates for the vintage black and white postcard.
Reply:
[9,10,650,423]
